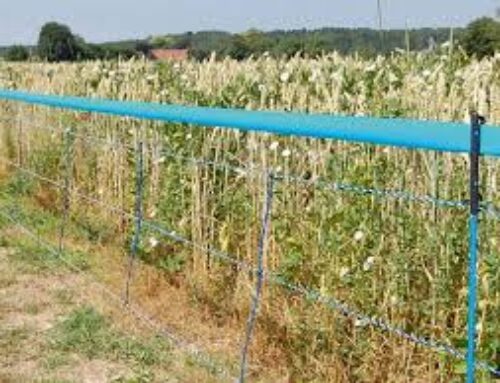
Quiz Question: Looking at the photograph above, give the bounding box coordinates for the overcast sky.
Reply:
[2,0,499,45]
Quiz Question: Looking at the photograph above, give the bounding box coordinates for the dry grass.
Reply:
[0,240,228,383]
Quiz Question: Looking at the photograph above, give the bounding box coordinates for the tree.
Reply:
[135,41,152,56]
[37,22,79,62]
[226,35,252,60]
[5,45,29,61]
[462,17,500,59]
[241,29,271,54]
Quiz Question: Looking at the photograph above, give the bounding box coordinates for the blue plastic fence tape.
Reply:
[1,89,500,157]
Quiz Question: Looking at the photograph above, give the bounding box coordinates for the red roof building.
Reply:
[149,49,189,61]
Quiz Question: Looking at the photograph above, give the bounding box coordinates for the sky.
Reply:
[2,0,499,45]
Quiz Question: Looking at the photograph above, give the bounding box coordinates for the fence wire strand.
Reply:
[0,155,498,377]
[3,116,498,217]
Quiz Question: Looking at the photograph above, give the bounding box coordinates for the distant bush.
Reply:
[5,45,29,61]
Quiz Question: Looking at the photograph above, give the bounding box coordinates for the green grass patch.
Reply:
[49,306,171,367]
[0,231,91,275]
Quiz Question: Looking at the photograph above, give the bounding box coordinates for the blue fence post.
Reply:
[238,171,275,383]
[124,132,145,306]
[466,112,483,383]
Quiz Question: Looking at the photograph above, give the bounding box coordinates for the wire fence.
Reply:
[0,92,499,382]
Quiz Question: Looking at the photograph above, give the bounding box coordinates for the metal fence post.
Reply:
[124,131,145,306]
[58,126,75,255]
[466,112,483,383]
[238,171,275,383]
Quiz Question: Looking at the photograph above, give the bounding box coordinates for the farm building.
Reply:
[149,48,188,61]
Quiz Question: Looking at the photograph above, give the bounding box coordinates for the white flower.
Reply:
[310,69,322,82]
[269,141,279,150]
[476,321,483,333]
[155,156,166,164]
[365,64,377,72]
[354,317,370,327]
[353,230,364,241]
[280,72,290,83]
[149,237,159,248]
[363,256,375,272]
[186,133,192,140]
[234,168,247,179]
[388,72,399,83]
[339,267,349,278]
[390,295,398,305]
[422,70,431,78]
[281,149,291,158]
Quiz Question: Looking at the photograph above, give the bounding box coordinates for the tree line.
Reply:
[2,18,500,63]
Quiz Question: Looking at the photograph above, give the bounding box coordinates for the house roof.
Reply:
[149,49,188,61]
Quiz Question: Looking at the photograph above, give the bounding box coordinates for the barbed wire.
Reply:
[276,173,469,209]
[1,116,492,217]
[0,156,498,377]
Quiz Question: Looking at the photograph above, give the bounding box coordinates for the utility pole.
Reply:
[377,0,385,53]
[449,26,454,55]
[405,19,411,56]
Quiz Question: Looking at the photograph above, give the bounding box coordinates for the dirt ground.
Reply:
[0,247,224,383]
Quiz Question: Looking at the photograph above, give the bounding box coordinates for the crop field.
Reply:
[0,52,499,382]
